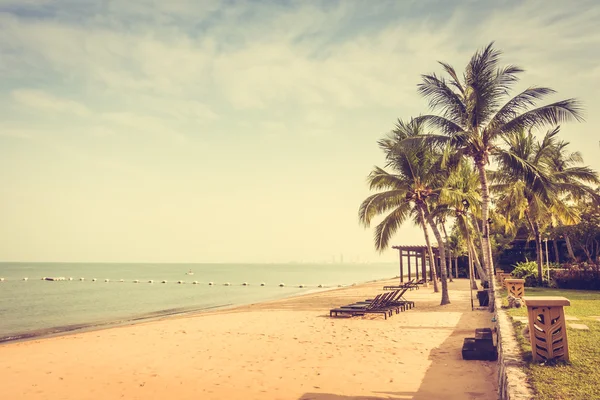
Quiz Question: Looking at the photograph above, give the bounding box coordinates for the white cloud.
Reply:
[11,89,90,116]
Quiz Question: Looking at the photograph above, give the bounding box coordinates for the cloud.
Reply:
[11,89,90,116]
[0,0,599,262]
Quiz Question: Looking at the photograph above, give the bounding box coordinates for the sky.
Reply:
[0,0,599,263]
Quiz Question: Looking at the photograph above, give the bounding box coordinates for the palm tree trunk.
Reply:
[418,206,439,292]
[552,239,560,264]
[469,240,488,282]
[525,210,544,285]
[441,223,453,282]
[422,204,450,305]
[462,214,488,284]
[475,161,496,311]
[468,240,477,290]
[454,257,459,280]
[470,214,486,273]
[565,235,576,261]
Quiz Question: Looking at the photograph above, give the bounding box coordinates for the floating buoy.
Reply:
[279,283,285,287]
[105,279,110,282]
[162,280,167,283]
[23,277,28,281]
[178,280,184,284]
[318,284,323,288]
[68,277,73,281]
[92,278,97,282]
[148,280,153,284]
[133,280,139,283]
[192,281,198,284]
[80,277,85,281]
[223,282,231,286]
[298,284,305,288]
[119,279,124,282]
[242,282,248,286]
[208,282,214,286]
[260,282,265,286]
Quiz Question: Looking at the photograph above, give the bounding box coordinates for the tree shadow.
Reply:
[408,310,498,400]
[298,309,497,400]
[297,392,411,400]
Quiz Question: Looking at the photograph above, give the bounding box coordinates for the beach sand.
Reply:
[0,278,497,400]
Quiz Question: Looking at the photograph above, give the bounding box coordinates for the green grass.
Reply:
[504,288,600,400]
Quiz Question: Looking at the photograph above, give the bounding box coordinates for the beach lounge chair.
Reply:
[329,293,397,319]
[368,288,414,311]
[411,278,427,290]
[396,288,415,309]
[383,279,415,291]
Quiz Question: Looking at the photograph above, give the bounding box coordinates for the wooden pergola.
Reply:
[391,245,440,283]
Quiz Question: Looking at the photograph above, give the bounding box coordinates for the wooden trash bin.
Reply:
[523,296,571,362]
[505,278,525,298]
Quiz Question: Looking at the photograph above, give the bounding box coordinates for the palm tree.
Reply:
[441,160,489,286]
[359,120,450,305]
[493,127,599,284]
[412,42,583,309]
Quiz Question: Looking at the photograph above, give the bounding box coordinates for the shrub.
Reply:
[552,264,600,290]
[511,260,547,287]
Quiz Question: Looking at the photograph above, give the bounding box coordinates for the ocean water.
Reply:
[0,262,398,342]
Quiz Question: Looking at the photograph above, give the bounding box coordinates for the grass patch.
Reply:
[505,287,600,400]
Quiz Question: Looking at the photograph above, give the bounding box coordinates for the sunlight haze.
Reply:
[1,0,599,263]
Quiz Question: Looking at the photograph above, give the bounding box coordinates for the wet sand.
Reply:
[0,278,497,399]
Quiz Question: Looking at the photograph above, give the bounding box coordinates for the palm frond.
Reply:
[413,115,465,137]
[438,61,465,95]
[418,74,466,124]
[358,190,407,227]
[499,99,585,134]
[373,202,413,251]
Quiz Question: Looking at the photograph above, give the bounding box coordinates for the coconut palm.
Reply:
[493,127,599,284]
[440,160,489,286]
[411,42,583,308]
[359,119,450,305]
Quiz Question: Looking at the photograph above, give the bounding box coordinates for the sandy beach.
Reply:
[0,278,497,400]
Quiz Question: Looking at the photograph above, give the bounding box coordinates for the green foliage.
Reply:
[553,264,600,290]
[512,260,547,287]
[553,201,600,264]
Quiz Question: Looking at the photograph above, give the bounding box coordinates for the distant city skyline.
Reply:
[1,0,599,263]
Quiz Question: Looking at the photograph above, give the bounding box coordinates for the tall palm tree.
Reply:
[441,159,489,285]
[359,120,450,305]
[412,42,583,309]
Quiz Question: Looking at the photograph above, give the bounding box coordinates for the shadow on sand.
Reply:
[298,310,497,400]
[297,392,411,400]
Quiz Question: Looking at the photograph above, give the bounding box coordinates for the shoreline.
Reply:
[0,276,399,345]
[0,278,498,400]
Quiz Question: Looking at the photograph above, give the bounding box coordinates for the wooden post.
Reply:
[505,279,525,298]
[399,249,404,283]
[429,251,434,281]
[421,249,427,282]
[407,251,412,281]
[523,296,570,362]
[415,251,419,281]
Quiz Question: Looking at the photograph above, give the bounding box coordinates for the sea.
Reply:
[0,262,398,342]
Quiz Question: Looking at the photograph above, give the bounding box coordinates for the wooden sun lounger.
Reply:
[330,293,390,319]
[383,278,415,291]
[330,292,402,319]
